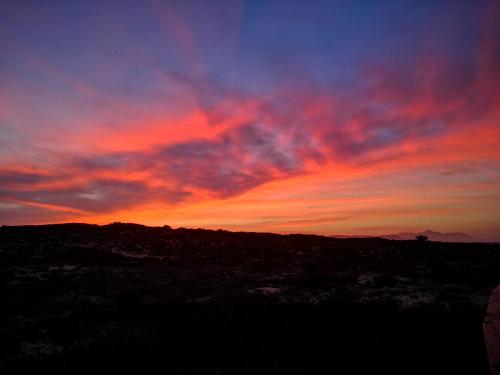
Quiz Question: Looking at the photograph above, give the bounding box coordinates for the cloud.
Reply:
[152,123,303,196]
[0,176,191,213]
[0,122,313,214]
[0,202,76,225]
[0,170,55,186]
[80,122,312,199]
[2,30,500,219]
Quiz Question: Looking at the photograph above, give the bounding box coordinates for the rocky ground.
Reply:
[1,223,499,373]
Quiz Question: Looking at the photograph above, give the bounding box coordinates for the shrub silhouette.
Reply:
[415,234,429,242]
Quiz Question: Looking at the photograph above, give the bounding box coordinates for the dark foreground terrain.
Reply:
[1,223,499,374]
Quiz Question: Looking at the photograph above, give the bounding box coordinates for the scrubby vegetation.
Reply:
[1,223,499,373]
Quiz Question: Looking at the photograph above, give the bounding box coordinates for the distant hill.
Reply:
[381,230,475,243]
[333,230,476,243]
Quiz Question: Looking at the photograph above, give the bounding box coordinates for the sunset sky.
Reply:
[1,0,499,240]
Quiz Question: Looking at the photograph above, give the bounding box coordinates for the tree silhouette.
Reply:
[415,234,429,242]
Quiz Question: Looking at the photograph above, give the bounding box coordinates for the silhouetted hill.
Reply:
[332,230,477,242]
[381,230,476,242]
[1,223,499,373]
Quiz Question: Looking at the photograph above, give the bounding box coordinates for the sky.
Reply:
[0,0,499,240]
